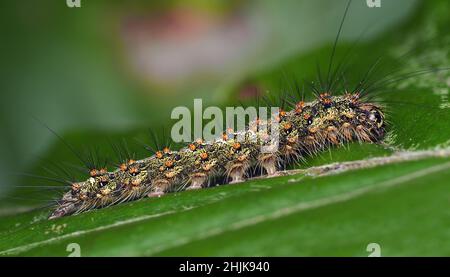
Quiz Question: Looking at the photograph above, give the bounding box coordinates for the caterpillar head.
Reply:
[368,107,385,129]
[356,103,386,141]
[358,103,385,129]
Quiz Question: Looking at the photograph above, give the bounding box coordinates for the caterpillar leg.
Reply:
[148,179,171,197]
[259,153,278,176]
[186,173,207,190]
[326,126,340,145]
[229,168,244,183]
[355,125,372,142]
[148,190,164,197]
[227,161,250,183]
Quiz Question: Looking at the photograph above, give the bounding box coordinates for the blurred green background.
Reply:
[0,0,420,203]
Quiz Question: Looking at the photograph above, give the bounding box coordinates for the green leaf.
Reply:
[0,156,449,256]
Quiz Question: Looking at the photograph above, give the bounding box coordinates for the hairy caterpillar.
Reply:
[35,0,442,219]
[49,92,385,219]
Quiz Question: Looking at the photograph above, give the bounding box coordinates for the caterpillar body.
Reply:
[50,93,385,219]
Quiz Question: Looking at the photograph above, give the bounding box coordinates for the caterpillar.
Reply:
[49,92,385,219]
[38,0,442,219]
